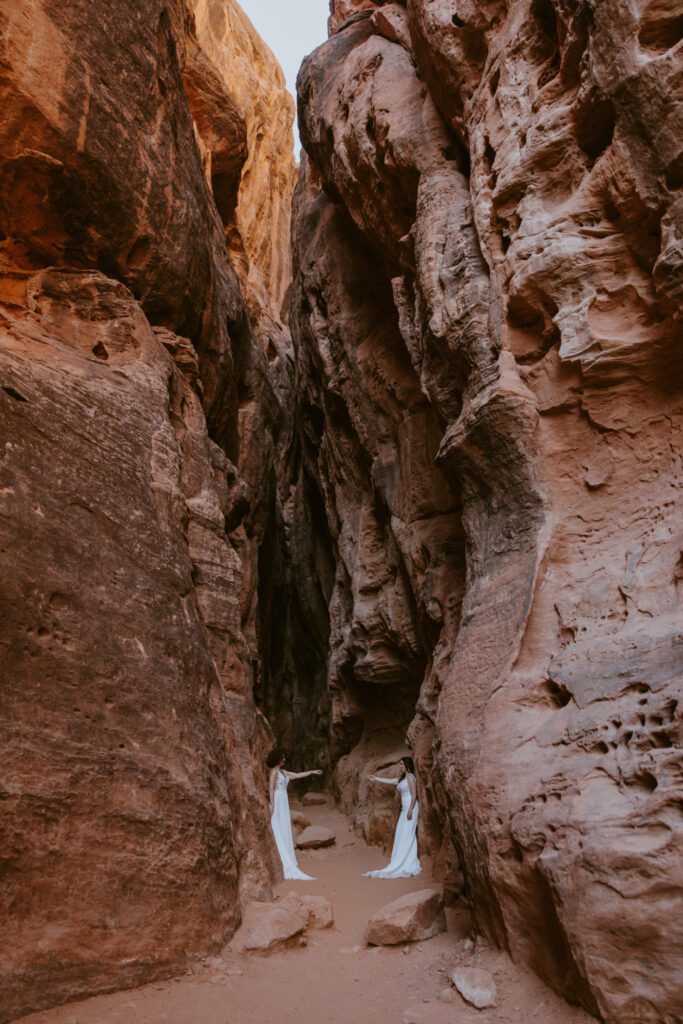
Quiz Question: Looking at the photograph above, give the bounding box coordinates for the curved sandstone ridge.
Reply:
[0,1,294,1020]
[287,2,682,1022]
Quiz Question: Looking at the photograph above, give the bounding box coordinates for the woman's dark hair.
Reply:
[401,756,415,775]
[267,748,285,768]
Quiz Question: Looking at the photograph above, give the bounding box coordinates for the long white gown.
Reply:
[364,776,421,878]
[270,770,315,881]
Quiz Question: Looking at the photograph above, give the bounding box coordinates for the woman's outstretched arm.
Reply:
[368,774,399,786]
[283,768,323,780]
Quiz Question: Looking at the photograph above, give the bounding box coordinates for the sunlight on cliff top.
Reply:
[238,0,330,154]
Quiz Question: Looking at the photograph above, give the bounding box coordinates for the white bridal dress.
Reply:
[364,777,421,878]
[270,770,315,881]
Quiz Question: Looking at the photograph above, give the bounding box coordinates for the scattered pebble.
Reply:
[452,966,498,1009]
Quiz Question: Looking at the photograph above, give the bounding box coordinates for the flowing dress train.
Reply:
[270,770,315,881]
[364,777,421,879]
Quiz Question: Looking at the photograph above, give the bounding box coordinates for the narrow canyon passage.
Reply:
[14,799,594,1024]
[0,0,681,1023]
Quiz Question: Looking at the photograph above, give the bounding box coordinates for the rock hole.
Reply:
[490,68,500,95]
[665,154,683,191]
[652,731,673,748]
[126,236,152,270]
[541,679,571,707]
[537,61,560,88]
[92,342,109,360]
[574,92,616,164]
[531,0,559,49]
[638,0,683,51]
[592,741,609,754]
[452,13,465,27]
[527,0,561,87]
[508,296,543,330]
[483,139,497,187]
[2,385,28,402]
[633,771,658,792]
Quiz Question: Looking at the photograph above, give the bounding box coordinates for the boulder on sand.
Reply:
[302,792,327,806]
[283,892,334,930]
[296,826,335,848]
[365,889,446,946]
[228,893,334,954]
[228,900,307,954]
[290,810,311,830]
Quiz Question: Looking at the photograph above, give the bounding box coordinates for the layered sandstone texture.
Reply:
[190,0,296,333]
[0,1,294,1020]
[291,2,683,1022]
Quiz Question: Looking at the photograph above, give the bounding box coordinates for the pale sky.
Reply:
[237,0,330,152]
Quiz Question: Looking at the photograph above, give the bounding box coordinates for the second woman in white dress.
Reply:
[364,756,421,878]
[268,748,322,881]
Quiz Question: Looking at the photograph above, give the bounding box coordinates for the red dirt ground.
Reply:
[14,802,595,1024]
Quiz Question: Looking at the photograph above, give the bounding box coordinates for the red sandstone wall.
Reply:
[288,2,683,1021]
[0,1,294,1019]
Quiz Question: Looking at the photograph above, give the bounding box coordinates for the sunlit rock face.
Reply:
[189,0,296,333]
[291,2,683,1020]
[0,1,294,1020]
[328,0,381,35]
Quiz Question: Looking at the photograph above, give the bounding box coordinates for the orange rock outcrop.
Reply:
[0,1,295,1020]
[190,0,296,333]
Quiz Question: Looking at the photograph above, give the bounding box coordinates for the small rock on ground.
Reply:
[451,966,497,1009]
[282,892,334,930]
[290,810,311,829]
[302,792,327,806]
[296,825,335,848]
[365,889,446,946]
[228,901,307,954]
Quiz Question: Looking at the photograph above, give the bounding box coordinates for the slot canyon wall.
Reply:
[0,1,295,1019]
[287,1,683,1023]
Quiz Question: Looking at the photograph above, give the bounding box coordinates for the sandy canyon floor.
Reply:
[15,802,595,1024]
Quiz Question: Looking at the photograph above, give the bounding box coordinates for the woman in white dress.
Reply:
[268,748,322,881]
[364,756,421,878]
